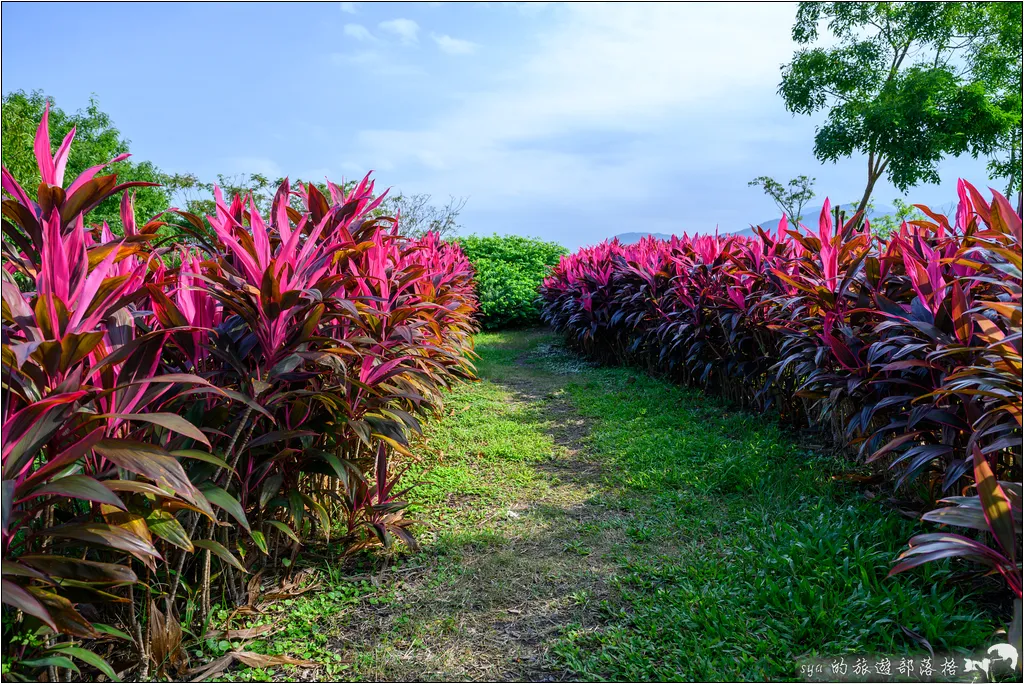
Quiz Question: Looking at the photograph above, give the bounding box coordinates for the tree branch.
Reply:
[890,40,912,79]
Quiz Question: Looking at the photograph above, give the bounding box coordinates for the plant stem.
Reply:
[200,521,213,622]
[169,404,254,606]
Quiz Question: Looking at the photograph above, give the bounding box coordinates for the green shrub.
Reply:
[457,234,567,329]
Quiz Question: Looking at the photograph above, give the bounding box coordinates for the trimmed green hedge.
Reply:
[456,234,567,329]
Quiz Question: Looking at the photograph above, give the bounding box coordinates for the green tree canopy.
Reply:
[747,175,816,225]
[967,2,1022,200]
[867,197,926,238]
[1,90,172,230]
[779,2,1021,217]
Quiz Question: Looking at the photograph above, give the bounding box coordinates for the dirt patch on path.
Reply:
[321,331,627,682]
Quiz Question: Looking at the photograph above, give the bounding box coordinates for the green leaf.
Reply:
[288,489,304,529]
[259,473,283,509]
[23,474,127,510]
[171,449,233,471]
[103,413,210,447]
[92,623,133,641]
[251,531,268,555]
[48,646,120,682]
[201,485,251,533]
[18,656,79,673]
[265,520,302,545]
[300,492,331,539]
[145,508,194,551]
[193,539,247,573]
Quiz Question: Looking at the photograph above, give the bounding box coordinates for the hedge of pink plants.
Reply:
[540,184,1021,608]
[1,107,477,679]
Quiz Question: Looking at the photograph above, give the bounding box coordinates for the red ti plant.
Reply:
[2,105,223,678]
[891,449,1020,597]
[2,107,480,680]
[133,170,480,609]
[540,180,1022,620]
[891,447,1022,642]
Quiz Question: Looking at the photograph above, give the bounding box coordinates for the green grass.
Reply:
[544,345,1002,681]
[202,329,1006,682]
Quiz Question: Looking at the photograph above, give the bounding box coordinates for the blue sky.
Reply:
[1,1,997,249]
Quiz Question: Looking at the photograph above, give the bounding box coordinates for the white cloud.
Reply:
[348,3,801,211]
[339,2,357,14]
[432,33,480,55]
[378,18,420,45]
[343,23,374,41]
[319,2,994,247]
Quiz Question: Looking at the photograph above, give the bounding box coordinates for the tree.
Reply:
[966,2,1022,204]
[161,173,344,243]
[748,175,816,225]
[1,90,172,230]
[374,193,467,239]
[168,172,281,217]
[165,171,467,240]
[867,197,925,238]
[779,2,1020,219]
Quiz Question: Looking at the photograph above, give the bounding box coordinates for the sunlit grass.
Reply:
[205,329,1004,682]
[547,346,1002,681]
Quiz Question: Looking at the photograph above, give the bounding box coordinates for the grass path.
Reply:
[216,329,1003,682]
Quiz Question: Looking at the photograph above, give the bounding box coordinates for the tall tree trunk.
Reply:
[855,170,880,221]
[1005,126,1021,212]
[1007,130,1020,204]
[855,151,888,224]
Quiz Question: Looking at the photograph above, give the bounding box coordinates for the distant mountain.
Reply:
[725,226,760,238]
[613,201,952,244]
[614,231,675,244]
[727,202,895,238]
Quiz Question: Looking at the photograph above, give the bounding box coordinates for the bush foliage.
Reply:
[456,234,566,329]
[540,186,1022,610]
[1,107,478,680]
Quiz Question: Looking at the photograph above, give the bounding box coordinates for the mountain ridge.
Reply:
[613,202,902,244]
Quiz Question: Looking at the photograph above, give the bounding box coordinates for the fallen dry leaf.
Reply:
[246,569,265,607]
[150,599,186,677]
[234,651,316,669]
[259,586,320,602]
[204,623,277,640]
[190,650,316,681]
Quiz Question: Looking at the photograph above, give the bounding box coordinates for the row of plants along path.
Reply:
[540,185,1022,640]
[2,107,478,680]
